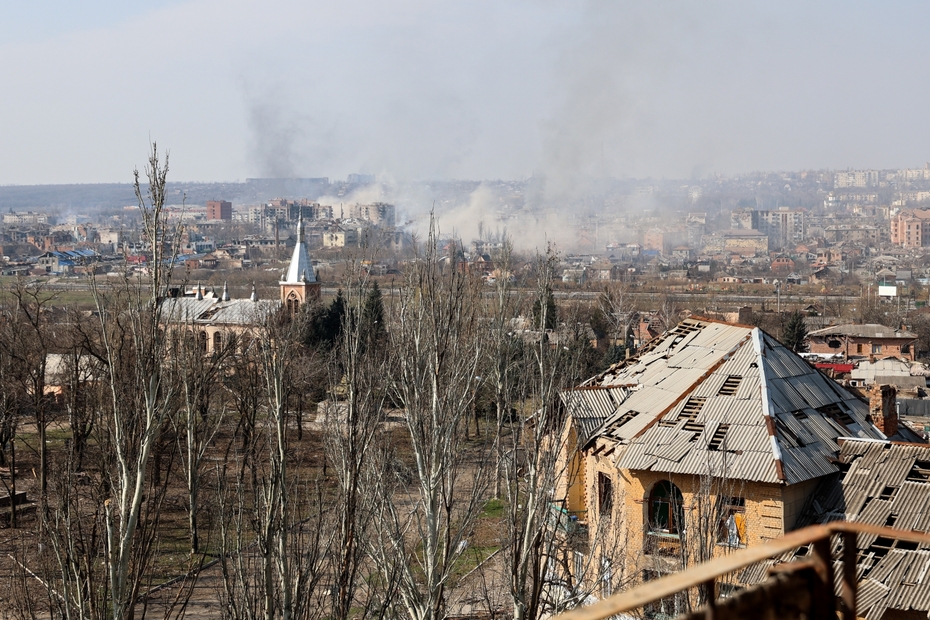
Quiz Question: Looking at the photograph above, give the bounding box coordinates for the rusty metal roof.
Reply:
[571,318,886,485]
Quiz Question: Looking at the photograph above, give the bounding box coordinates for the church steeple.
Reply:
[280,217,320,312]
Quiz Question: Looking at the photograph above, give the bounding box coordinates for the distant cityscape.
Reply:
[6,166,930,293]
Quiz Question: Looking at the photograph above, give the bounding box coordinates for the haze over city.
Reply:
[5,1,930,186]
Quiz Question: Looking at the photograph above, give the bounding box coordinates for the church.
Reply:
[159,218,321,353]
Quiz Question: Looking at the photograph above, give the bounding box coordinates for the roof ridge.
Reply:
[754,328,787,482]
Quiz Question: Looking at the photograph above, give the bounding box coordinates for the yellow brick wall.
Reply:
[578,451,791,584]
[564,441,829,600]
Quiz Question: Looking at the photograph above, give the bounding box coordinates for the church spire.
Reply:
[280,215,321,308]
[282,216,315,284]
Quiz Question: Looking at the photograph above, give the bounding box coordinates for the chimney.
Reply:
[868,384,898,438]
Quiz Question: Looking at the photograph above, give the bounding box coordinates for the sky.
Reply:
[3,1,930,185]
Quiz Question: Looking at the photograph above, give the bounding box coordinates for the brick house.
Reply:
[807,324,918,361]
[555,318,921,609]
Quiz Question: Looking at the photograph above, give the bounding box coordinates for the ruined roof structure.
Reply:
[562,318,896,485]
[744,439,930,620]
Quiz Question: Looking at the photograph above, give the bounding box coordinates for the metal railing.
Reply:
[554,521,930,620]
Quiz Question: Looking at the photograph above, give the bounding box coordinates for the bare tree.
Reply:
[92,143,184,620]
[170,323,231,555]
[323,267,392,620]
[5,278,57,499]
[218,310,330,620]
[598,281,636,358]
[367,222,492,620]
[499,251,612,620]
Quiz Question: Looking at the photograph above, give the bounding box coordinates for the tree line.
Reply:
[0,147,622,620]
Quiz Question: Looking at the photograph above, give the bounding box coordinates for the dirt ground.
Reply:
[0,413,510,619]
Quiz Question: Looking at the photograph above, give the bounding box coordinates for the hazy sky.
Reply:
[3,1,930,185]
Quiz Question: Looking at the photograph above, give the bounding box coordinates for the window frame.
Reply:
[716,496,747,548]
[648,480,684,538]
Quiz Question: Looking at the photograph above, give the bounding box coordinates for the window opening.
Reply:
[648,480,684,537]
[717,496,746,547]
[597,473,613,516]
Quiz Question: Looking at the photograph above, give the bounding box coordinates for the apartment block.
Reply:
[890,208,930,247]
[206,200,232,220]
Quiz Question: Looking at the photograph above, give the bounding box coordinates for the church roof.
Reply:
[159,296,279,325]
[565,318,886,485]
[282,219,316,284]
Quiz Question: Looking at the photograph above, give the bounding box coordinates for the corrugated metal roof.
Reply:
[575,318,885,485]
[801,440,930,619]
[159,297,280,326]
[809,324,917,339]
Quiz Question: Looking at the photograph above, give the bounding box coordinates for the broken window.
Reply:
[717,496,747,547]
[597,473,613,516]
[648,480,684,537]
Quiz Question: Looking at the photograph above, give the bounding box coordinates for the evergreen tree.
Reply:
[361,281,387,346]
[782,310,809,352]
[303,290,347,350]
[602,344,626,368]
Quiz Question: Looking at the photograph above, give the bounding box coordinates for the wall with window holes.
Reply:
[578,460,792,584]
[563,437,828,599]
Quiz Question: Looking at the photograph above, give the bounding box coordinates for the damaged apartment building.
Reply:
[556,317,925,618]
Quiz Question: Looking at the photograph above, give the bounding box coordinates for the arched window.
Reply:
[648,480,684,537]
[199,331,207,353]
[286,292,300,316]
[213,331,223,353]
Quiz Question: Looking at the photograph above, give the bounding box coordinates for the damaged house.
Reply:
[555,317,923,615]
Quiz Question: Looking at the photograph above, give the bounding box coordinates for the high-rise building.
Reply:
[731,208,805,249]
[206,200,232,220]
